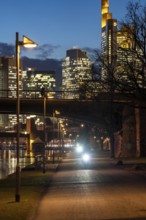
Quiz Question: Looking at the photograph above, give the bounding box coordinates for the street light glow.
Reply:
[22,35,38,48]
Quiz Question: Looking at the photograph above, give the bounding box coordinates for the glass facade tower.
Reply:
[62,49,92,99]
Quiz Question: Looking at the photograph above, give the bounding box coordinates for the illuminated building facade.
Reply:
[22,69,56,98]
[101,0,112,29]
[21,69,56,130]
[62,49,92,99]
[101,0,118,79]
[0,56,17,127]
[0,56,17,98]
[0,60,56,128]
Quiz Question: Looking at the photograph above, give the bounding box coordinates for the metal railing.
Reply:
[0,89,99,100]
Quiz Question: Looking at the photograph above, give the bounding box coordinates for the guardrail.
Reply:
[0,89,100,100]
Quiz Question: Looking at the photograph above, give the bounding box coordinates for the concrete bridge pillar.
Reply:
[119,104,145,158]
[121,105,137,157]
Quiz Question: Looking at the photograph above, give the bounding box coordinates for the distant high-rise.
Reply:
[62,48,92,99]
[101,0,145,91]
[0,56,17,98]
[22,69,56,98]
[0,56,17,127]
[101,0,136,81]
[101,0,118,79]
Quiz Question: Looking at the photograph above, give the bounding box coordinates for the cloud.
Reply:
[30,44,61,60]
[0,42,15,56]
[0,42,60,60]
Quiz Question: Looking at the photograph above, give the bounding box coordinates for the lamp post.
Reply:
[43,92,47,173]
[58,120,62,158]
[53,110,60,146]
[15,32,37,202]
[58,120,62,147]
[41,87,47,173]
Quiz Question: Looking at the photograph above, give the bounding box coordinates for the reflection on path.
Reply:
[0,150,34,180]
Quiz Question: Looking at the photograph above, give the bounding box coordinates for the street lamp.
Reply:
[40,87,48,173]
[52,110,60,163]
[53,110,60,146]
[43,92,47,173]
[15,32,37,202]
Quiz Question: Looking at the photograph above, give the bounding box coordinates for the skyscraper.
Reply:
[62,48,92,99]
[101,0,142,85]
[0,56,17,98]
[22,69,56,98]
[101,0,117,79]
[0,56,17,127]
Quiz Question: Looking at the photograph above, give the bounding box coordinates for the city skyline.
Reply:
[0,0,145,60]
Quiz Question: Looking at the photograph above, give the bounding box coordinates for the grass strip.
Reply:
[0,167,54,220]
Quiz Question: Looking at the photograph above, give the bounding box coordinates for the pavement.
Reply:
[44,162,60,171]
[94,149,146,170]
[112,156,146,170]
[26,152,146,220]
[33,151,146,172]
[22,159,60,172]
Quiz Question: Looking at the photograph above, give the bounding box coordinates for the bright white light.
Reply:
[82,153,90,162]
[76,144,83,153]
[23,44,37,48]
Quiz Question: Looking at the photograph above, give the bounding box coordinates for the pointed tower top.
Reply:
[101,0,112,28]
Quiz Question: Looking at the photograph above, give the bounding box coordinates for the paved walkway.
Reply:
[27,152,146,220]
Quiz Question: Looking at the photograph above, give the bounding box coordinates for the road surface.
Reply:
[28,151,146,220]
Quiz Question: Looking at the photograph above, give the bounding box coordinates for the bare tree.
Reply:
[78,1,146,157]
[88,1,146,102]
[117,1,146,98]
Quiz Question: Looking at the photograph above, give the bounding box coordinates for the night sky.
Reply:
[0,0,145,60]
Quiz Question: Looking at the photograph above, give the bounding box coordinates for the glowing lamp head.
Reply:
[22,35,38,48]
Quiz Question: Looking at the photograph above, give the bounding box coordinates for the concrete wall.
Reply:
[114,105,146,158]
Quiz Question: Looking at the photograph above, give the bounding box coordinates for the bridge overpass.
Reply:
[0,97,98,117]
[0,91,133,112]
[1,91,146,158]
[0,92,142,123]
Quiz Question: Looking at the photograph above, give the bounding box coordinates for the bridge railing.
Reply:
[0,89,100,100]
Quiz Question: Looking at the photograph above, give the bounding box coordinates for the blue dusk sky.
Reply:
[0,0,145,60]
